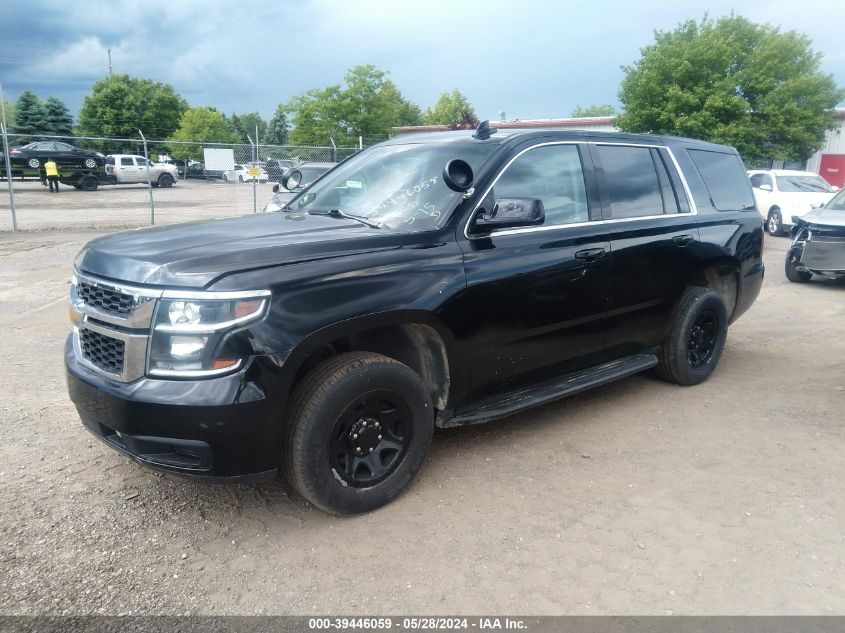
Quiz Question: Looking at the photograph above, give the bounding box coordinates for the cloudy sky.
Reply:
[1,0,843,127]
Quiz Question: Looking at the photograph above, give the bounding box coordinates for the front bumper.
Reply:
[65,335,285,482]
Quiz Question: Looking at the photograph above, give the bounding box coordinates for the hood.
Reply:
[76,212,408,288]
[800,207,845,229]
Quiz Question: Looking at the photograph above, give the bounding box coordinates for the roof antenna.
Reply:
[473,120,497,140]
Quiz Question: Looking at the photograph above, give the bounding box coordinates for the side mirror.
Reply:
[443,159,474,192]
[272,184,280,193]
[757,184,772,192]
[474,198,545,231]
[280,168,302,190]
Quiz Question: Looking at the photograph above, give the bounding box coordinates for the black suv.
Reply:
[66,126,764,515]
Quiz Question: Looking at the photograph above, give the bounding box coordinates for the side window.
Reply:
[749,173,773,189]
[492,144,589,226]
[597,145,664,219]
[120,157,134,166]
[136,157,148,166]
[688,150,755,211]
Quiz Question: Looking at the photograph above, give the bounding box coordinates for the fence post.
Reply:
[139,129,155,225]
[330,137,337,163]
[247,135,257,214]
[0,85,18,232]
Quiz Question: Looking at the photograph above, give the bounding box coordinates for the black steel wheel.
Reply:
[158,173,174,188]
[79,175,99,191]
[284,352,433,515]
[328,390,412,487]
[655,287,728,386]
[687,311,718,369]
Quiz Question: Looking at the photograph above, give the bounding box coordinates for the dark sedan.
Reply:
[786,188,845,282]
[4,141,106,174]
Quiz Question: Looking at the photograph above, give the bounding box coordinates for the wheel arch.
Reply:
[687,259,739,320]
[283,310,462,414]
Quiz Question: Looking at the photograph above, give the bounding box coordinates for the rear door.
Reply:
[460,141,612,398]
[590,142,702,354]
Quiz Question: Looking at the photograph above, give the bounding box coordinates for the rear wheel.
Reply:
[655,287,729,386]
[284,352,433,515]
[767,208,784,236]
[83,157,97,169]
[785,251,812,283]
[79,175,99,191]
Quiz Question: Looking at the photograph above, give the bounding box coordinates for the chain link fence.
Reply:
[0,131,363,232]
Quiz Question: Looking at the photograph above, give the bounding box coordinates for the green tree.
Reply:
[232,112,267,144]
[617,15,844,164]
[424,89,478,128]
[168,107,238,161]
[77,74,188,142]
[571,104,617,118]
[14,90,47,135]
[0,101,15,132]
[285,65,422,145]
[44,96,74,136]
[265,105,289,145]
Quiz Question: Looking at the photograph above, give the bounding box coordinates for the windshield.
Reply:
[826,188,845,210]
[288,142,497,230]
[776,174,834,193]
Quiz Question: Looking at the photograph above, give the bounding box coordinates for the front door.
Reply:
[459,141,611,399]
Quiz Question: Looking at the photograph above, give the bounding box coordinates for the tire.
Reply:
[238,175,244,182]
[284,352,434,515]
[158,173,174,188]
[767,208,784,236]
[27,158,40,169]
[79,175,99,191]
[83,157,97,169]
[785,251,812,283]
[655,287,729,386]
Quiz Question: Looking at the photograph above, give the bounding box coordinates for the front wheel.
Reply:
[158,173,174,188]
[284,352,433,515]
[785,252,812,283]
[767,209,784,236]
[655,287,729,386]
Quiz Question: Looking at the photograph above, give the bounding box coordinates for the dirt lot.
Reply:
[0,178,278,231]
[0,229,843,615]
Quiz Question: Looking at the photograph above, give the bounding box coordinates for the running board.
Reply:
[441,354,658,428]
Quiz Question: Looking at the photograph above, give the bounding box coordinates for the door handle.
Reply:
[673,234,694,247]
[574,247,606,262]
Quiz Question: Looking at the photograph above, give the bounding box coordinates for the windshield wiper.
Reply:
[311,209,382,229]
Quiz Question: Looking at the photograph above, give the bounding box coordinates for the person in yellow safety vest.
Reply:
[44,159,60,193]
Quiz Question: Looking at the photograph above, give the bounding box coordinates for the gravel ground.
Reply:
[0,230,843,615]
[0,179,277,231]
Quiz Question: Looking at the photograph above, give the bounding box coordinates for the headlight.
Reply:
[148,291,270,377]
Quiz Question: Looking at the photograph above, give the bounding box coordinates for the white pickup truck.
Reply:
[103,154,179,187]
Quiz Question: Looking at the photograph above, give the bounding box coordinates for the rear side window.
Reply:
[597,145,664,219]
[688,150,755,211]
[120,157,133,166]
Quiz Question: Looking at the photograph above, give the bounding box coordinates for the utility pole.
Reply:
[106,49,113,76]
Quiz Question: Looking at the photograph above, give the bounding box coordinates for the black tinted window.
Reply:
[598,145,663,218]
[120,157,133,166]
[688,150,755,211]
[749,173,772,189]
[493,144,589,226]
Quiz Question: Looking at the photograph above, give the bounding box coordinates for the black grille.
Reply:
[80,329,125,375]
[78,281,135,317]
